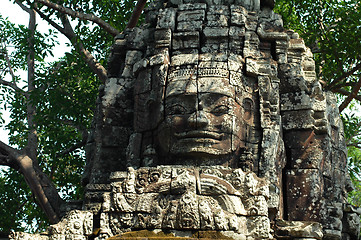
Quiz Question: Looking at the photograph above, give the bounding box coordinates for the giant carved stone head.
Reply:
[154,57,259,167]
[84,1,358,238]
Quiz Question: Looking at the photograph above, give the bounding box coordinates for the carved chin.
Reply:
[170,138,232,157]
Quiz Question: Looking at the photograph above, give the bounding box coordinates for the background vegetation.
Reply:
[0,0,359,234]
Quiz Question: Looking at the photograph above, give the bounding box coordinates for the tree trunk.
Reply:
[9,1,65,224]
[26,4,38,162]
[16,154,62,223]
[0,141,64,223]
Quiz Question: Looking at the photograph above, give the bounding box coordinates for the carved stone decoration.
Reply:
[10,210,94,240]
[10,0,359,239]
[86,167,269,238]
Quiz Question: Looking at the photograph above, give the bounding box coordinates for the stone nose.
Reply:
[188,110,209,129]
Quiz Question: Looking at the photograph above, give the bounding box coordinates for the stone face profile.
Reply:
[10,0,360,239]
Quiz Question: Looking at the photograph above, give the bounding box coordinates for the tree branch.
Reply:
[2,42,16,82]
[1,32,23,95]
[127,0,147,29]
[347,143,361,149]
[331,88,361,102]
[16,0,39,162]
[0,139,63,223]
[59,118,85,131]
[56,137,87,157]
[35,6,110,82]
[34,0,149,83]
[59,14,107,82]
[328,61,361,90]
[339,77,361,112]
[19,154,60,223]
[0,154,11,166]
[34,7,67,36]
[0,78,27,95]
[15,0,33,14]
[34,0,120,36]
[345,121,361,145]
[0,140,20,167]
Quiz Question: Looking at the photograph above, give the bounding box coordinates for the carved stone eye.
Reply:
[168,104,186,115]
[211,105,229,116]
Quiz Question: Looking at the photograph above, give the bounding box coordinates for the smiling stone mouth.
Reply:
[174,131,223,140]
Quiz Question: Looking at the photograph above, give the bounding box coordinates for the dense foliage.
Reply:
[0,0,138,233]
[0,15,100,231]
[0,0,359,234]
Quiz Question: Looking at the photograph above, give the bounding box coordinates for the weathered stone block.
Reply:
[206,5,229,27]
[154,29,172,49]
[178,3,207,10]
[203,27,229,38]
[166,70,197,95]
[245,13,258,31]
[257,21,288,40]
[86,184,112,192]
[171,54,199,66]
[173,31,200,50]
[245,58,277,77]
[280,91,312,111]
[177,21,203,31]
[178,9,205,22]
[246,216,270,238]
[121,65,134,78]
[157,8,176,30]
[102,78,129,108]
[149,50,170,66]
[133,58,149,75]
[206,17,229,27]
[243,31,260,57]
[275,220,323,239]
[289,38,307,51]
[126,28,150,50]
[283,130,322,149]
[282,110,315,130]
[323,229,342,240]
[285,169,323,221]
[125,50,143,65]
[227,55,244,73]
[102,126,131,147]
[342,212,361,240]
[231,5,247,26]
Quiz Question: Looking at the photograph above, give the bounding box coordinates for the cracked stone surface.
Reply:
[11,0,360,239]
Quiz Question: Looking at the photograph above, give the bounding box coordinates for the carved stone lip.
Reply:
[174,131,222,140]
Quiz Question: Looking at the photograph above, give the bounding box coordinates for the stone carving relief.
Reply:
[98,167,270,239]
[10,210,94,240]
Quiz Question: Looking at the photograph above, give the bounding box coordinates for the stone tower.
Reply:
[11,0,360,239]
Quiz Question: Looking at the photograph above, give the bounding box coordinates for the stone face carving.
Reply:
[157,90,245,166]
[10,0,359,239]
[151,55,262,169]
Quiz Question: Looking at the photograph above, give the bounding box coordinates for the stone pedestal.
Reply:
[92,167,270,239]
